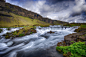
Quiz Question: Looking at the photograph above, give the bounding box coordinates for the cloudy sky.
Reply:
[6,0,86,23]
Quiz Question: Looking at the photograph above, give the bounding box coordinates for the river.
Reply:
[0,25,78,57]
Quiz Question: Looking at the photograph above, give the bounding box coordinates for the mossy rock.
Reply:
[6,32,10,35]
[57,41,66,46]
[31,29,36,33]
[7,28,11,30]
[5,36,10,39]
[30,32,33,34]
[19,33,25,37]
[16,30,19,33]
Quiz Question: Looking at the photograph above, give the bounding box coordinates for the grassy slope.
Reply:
[0,11,51,27]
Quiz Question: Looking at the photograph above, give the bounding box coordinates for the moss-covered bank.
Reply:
[56,23,86,57]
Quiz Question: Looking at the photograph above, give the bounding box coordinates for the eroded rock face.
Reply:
[57,32,86,46]
[64,33,86,46]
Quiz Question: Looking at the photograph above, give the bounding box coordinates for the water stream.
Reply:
[0,25,78,57]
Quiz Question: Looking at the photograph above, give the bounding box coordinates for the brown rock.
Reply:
[63,32,86,46]
[31,29,36,33]
[78,36,86,40]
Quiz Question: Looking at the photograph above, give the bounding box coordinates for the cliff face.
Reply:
[0,0,5,2]
[0,1,68,25]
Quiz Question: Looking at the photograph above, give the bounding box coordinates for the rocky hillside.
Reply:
[0,0,68,27]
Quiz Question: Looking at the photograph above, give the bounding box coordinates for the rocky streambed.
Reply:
[0,25,79,57]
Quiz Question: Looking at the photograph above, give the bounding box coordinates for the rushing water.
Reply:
[0,25,78,57]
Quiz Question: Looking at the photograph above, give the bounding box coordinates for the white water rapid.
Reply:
[0,25,78,57]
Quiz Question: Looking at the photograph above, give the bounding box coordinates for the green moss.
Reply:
[19,33,25,37]
[13,31,17,36]
[71,41,74,43]
[80,25,86,28]
[40,26,43,27]
[56,41,86,57]
[5,35,10,39]
[33,26,36,29]
[30,32,33,34]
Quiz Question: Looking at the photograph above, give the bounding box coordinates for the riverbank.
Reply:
[0,24,85,57]
[0,24,50,39]
[56,23,86,57]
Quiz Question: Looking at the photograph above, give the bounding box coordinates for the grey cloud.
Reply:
[6,0,86,23]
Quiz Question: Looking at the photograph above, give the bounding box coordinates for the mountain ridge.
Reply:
[0,0,68,27]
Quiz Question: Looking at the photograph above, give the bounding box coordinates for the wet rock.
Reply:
[16,35,19,37]
[40,35,49,39]
[31,29,36,33]
[38,27,42,29]
[2,34,6,36]
[57,41,66,46]
[26,31,30,35]
[7,28,11,30]
[5,35,10,39]
[78,36,86,40]
[74,28,86,33]
[47,31,55,34]
[16,30,19,33]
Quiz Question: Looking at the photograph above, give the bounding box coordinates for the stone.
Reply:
[47,31,55,34]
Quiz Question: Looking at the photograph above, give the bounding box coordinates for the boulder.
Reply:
[63,32,86,46]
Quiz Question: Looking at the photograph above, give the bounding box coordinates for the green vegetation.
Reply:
[19,33,25,37]
[5,35,10,39]
[30,32,33,34]
[13,31,18,36]
[64,23,86,27]
[4,26,37,39]
[40,26,43,27]
[64,23,86,33]
[0,11,51,27]
[0,29,2,33]
[71,41,74,43]
[56,41,86,57]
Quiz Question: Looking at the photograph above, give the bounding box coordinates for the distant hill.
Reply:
[0,0,68,27]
